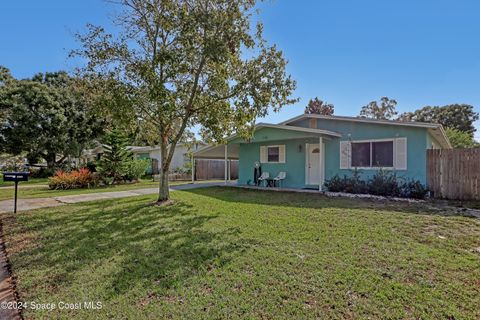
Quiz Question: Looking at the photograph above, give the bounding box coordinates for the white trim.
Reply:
[305,143,309,185]
[321,142,325,185]
[349,138,396,143]
[339,141,351,169]
[280,114,442,129]
[260,144,286,164]
[305,143,322,186]
[319,137,323,191]
[224,144,228,185]
[191,155,195,183]
[255,123,342,137]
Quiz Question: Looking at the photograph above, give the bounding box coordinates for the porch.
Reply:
[192,123,341,190]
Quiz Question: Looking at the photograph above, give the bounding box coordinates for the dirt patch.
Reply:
[0,218,21,320]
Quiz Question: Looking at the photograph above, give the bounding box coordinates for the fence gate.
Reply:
[427,148,480,200]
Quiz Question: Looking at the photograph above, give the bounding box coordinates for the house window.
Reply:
[351,140,394,168]
[260,145,285,163]
[267,146,280,162]
[372,141,393,167]
[351,142,370,167]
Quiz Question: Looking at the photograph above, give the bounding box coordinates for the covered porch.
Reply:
[191,143,239,185]
[193,123,341,190]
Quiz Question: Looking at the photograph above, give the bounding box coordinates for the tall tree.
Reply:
[97,129,133,183]
[359,97,398,120]
[0,68,104,171]
[445,128,479,148]
[73,0,297,203]
[398,104,479,137]
[304,97,334,115]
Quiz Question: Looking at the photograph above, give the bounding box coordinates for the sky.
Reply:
[1,0,480,140]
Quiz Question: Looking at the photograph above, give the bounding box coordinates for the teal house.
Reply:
[193,114,451,190]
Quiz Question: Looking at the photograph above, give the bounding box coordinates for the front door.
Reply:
[307,143,320,185]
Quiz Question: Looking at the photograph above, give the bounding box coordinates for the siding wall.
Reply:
[236,119,433,188]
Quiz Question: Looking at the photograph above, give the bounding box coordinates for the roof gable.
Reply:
[280,114,451,148]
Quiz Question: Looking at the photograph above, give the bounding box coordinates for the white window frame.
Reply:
[260,144,286,164]
[350,138,396,170]
[266,145,281,163]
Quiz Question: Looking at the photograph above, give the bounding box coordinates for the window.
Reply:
[351,140,394,168]
[351,142,370,167]
[260,145,285,163]
[267,146,280,162]
[372,141,393,167]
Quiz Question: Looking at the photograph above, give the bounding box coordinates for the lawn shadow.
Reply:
[4,195,244,297]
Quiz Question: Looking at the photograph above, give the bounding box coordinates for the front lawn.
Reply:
[0,177,49,187]
[0,179,190,201]
[2,188,479,319]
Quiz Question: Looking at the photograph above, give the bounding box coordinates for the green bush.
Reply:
[401,179,429,199]
[324,169,367,194]
[324,170,428,199]
[323,175,345,192]
[367,170,402,197]
[123,159,150,181]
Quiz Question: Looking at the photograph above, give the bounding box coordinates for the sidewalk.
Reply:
[0,182,233,214]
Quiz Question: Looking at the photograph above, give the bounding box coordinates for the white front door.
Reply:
[307,143,320,185]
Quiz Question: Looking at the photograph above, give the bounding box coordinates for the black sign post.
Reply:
[3,172,29,213]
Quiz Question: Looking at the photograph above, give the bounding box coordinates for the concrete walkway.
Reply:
[0,182,233,214]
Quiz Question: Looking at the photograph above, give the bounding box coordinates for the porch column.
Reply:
[319,136,323,191]
[228,159,231,181]
[191,154,195,184]
[224,144,228,185]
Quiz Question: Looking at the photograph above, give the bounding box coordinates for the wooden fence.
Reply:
[194,159,238,180]
[427,148,480,200]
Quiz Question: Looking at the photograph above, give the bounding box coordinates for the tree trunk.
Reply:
[45,153,56,171]
[157,141,170,202]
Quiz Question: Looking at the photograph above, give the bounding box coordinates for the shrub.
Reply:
[48,168,98,190]
[324,170,368,194]
[401,179,429,199]
[324,170,428,199]
[344,169,368,194]
[367,170,402,197]
[123,159,150,181]
[323,175,345,192]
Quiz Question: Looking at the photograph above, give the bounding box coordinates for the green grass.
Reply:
[0,177,49,187]
[0,179,190,201]
[2,188,479,319]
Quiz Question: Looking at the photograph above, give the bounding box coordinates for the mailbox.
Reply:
[3,172,29,182]
[3,172,29,213]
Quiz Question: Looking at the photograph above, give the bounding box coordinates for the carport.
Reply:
[191,143,239,184]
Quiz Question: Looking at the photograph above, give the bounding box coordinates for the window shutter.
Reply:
[279,145,286,163]
[339,141,351,169]
[260,146,267,163]
[395,138,407,170]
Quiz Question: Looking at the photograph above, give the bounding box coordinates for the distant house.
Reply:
[193,114,451,189]
[81,142,205,174]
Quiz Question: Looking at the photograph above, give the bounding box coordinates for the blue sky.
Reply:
[1,0,479,140]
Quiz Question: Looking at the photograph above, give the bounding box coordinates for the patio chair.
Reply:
[273,172,286,188]
[257,172,270,187]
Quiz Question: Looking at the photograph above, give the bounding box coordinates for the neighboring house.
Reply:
[193,114,451,189]
[81,143,205,173]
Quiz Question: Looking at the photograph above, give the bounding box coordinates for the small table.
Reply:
[265,178,276,187]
